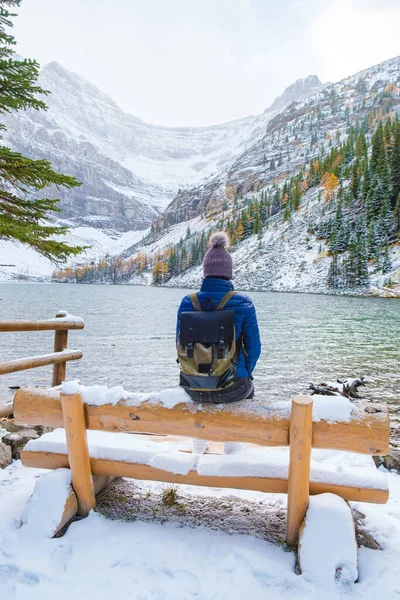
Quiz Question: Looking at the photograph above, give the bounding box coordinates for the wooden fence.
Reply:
[0,311,84,417]
[15,388,390,544]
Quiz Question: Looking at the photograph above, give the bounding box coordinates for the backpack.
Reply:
[177,291,240,391]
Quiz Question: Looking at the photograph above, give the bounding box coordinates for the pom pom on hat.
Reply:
[209,231,230,249]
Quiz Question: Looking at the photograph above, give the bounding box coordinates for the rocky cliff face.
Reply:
[153,75,325,231]
[2,61,299,232]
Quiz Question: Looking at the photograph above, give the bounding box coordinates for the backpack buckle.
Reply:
[187,342,194,358]
[217,325,225,359]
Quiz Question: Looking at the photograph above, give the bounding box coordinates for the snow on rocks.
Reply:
[299,493,358,586]
[19,468,74,539]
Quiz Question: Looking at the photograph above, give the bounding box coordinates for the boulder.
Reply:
[2,429,39,459]
[373,448,400,472]
[0,442,12,469]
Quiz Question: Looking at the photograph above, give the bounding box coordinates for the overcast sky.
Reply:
[13,0,400,127]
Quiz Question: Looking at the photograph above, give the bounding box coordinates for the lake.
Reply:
[0,283,399,437]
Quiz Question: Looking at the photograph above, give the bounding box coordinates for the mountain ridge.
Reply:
[0,62,324,234]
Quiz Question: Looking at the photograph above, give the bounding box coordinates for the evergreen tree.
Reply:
[383,116,392,153]
[360,158,371,203]
[344,235,358,287]
[253,211,262,236]
[356,225,369,286]
[390,118,400,204]
[366,222,379,259]
[382,237,392,274]
[366,176,385,222]
[180,246,187,271]
[350,160,361,199]
[370,121,384,176]
[355,129,367,160]
[259,201,268,225]
[326,255,341,289]
[394,192,400,232]
[344,230,369,287]
[199,231,207,258]
[190,239,199,266]
[0,0,84,262]
[379,196,393,234]
[329,201,348,253]
[283,201,291,222]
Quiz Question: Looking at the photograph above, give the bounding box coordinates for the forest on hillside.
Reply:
[54,104,400,290]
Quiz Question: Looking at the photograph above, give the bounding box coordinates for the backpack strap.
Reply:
[216,291,237,310]
[189,293,202,311]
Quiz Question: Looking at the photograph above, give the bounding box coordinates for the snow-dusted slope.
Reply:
[159,55,400,229]
[0,226,149,281]
[162,191,400,294]
[126,54,400,295]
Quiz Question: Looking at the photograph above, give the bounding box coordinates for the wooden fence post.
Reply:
[52,310,68,387]
[286,395,313,546]
[61,390,96,517]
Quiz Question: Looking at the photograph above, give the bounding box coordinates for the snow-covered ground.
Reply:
[0,382,399,599]
[1,458,400,599]
[0,226,149,281]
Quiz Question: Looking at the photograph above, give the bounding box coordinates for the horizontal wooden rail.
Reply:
[20,450,389,504]
[0,319,84,332]
[14,389,390,455]
[0,351,83,376]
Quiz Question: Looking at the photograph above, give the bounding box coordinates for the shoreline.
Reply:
[1,278,399,299]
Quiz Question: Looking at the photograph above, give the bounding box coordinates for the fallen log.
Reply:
[309,377,366,399]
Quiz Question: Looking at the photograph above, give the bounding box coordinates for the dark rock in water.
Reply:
[309,377,366,399]
[373,448,400,472]
[0,442,12,469]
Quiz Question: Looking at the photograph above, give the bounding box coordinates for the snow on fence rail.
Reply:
[0,311,84,406]
[14,385,390,547]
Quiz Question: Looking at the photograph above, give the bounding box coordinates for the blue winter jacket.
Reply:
[176,277,261,379]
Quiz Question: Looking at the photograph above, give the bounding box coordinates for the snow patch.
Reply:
[299,493,358,586]
[311,395,353,423]
[61,380,81,395]
[19,468,73,539]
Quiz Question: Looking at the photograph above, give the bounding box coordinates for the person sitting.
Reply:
[176,231,261,451]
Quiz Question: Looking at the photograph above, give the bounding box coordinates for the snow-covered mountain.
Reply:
[116,54,400,295]
[157,56,400,230]
[1,62,322,234]
[3,54,400,293]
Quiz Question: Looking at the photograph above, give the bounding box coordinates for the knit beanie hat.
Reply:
[203,232,233,279]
